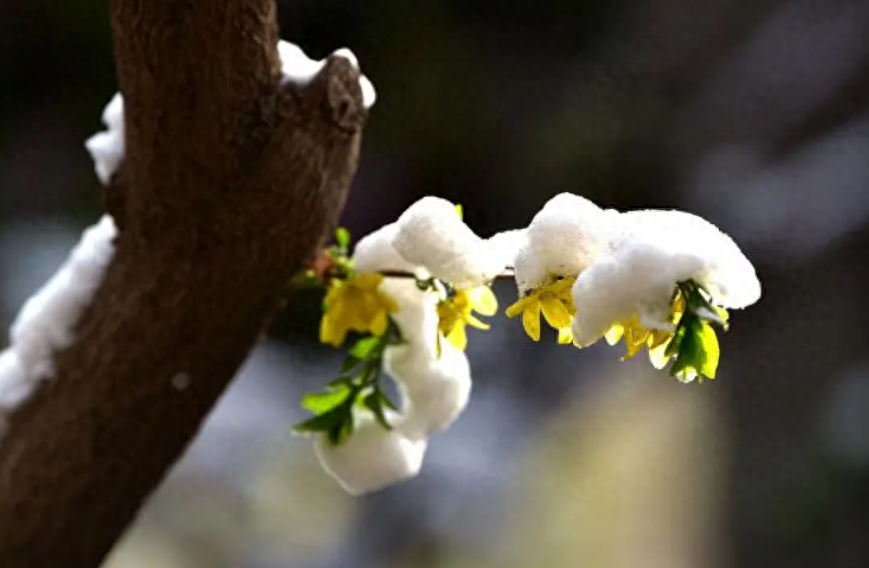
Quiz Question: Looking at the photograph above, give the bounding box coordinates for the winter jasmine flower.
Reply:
[572,210,758,351]
[505,276,576,344]
[512,193,613,294]
[571,207,757,382]
[603,287,687,362]
[319,273,398,347]
[436,285,498,351]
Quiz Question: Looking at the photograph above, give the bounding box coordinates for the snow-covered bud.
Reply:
[313,409,426,495]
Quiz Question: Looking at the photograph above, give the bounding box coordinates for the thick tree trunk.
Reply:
[0,1,367,566]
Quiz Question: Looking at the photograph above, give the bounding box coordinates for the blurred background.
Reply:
[3,0,869,566]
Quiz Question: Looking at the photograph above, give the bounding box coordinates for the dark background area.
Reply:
[2,1,869,567]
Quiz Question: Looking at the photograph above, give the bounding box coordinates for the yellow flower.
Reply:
[437,286,498,351]
[319,273,399,347]
[505,277,576,344]
[603,283,730,381]
[603,288,687,366]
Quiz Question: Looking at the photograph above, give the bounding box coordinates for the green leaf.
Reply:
[331,413,356,445]
[294,403,358,445]
[293,409,344,435]
[363,391,392,430]
[335,226,351,250]
[340,355,362,373]
[349,336,381,359]
[665,319,688,358]
[668,316,721,382]
[327,375,355,388]
[670,318,702,379]
[301,384,353,414]
[697,320,720,379]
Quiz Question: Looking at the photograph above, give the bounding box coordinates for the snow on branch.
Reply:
[0,216,117,432]
[295,192,761,494]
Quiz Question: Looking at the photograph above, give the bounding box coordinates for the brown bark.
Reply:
[0,1,367,566]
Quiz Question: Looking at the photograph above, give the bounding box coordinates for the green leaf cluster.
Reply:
[293,323,402,444]
[666,280,727,382]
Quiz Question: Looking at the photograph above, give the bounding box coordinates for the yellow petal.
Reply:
[319,315,346,347]
[647,330,672,350]
[604,324,624,346]
[323,284,341,307]
[346,305,368,331]
[549,277,576,295]
[358,292,380,321]
[648,342,671,369]
[622,324,649,360]
[321,299,346,341]
[505,295,536,318]
[539,296,573,329]
[451,291,471,312]
[447,324,468,351]
[370,309,389,337]
[470,286,498,316]
[465,314,491,330]
[379,291,400,313]
[699,321,720,379]
[318,315,333,344]
[557,326,574,345]
[354,272,383,290]
[521,301,542,341]
[670,291,687,321]
[436,316,450,338]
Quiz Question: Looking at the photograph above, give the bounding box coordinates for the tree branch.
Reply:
[0,1,367,566]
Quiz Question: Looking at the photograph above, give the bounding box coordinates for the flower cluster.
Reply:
[507,194,760,382]
[294,200,511,494]
[295,193,760,494]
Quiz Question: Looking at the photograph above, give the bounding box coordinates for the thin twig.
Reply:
[378,269,515,281]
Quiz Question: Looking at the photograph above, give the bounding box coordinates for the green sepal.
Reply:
[335,226,351,250]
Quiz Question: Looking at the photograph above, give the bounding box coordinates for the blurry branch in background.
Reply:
[0,1,367,567]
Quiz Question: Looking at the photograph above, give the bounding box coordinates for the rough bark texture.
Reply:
[0,1,367,566]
